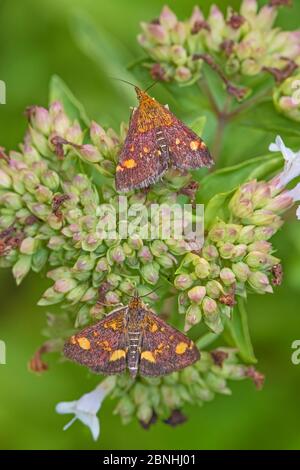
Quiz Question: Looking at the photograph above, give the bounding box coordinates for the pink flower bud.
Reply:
[174,273,193,290]
[188,285,206,303]
[159,6,177,29]
[220,268,236,285]
[248,271,273,293]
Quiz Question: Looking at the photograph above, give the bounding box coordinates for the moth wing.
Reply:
[163,114,213,170]
[139,311,200,377]
[64,307,128,375]
[115,109,168,192]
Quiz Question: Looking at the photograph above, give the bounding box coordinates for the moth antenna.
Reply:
[144,80,159,93]
[140,286,162,298]
[125,286,162,300]
[109,77,138,89]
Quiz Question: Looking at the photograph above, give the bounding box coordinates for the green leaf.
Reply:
[196,153,282,204]
[203,190,234,229]
[223,297,257,364]
[240,99,300,137]
[49,75,90,126]
[190,116,207,137]
[196,332,220,349]
[70,12,138,104]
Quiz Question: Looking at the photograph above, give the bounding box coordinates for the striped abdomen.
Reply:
[127,331,142,378]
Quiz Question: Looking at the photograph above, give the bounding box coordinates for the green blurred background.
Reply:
[1,0,300,450]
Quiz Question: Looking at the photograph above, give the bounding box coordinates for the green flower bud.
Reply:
[202,296,218,317]
[219,242,235,259]
[210,263,221,278]
[52,111,70,135]
[30,106,51,135]
[202,244,219,261]
[20,237,39,255]
[170,45,187,66]
[37,286,64,306]
[273,74,300,123]
[114,396,135,424]
[108,245,125,264]
[244,209,280,226]
[181,366,201,385]
[46,213,62,231]
[96,257,109,273]
[35,185,53,203]
[156,253,176,269]
[41,170,60,191]
[187,285,206,303]
[12,255,31,285]
[141,262,160,285]
[80,287,97,302]
[29,202,50,220]
[0,192,23,210]
[128,237,143,250]
[208,222,226,242]
[161,385,181,408]
[205,372,230,395]
[119,279,136,294]
[226,224,242,243]
[138,246,153,263]
[150,240,168,257]
[66,283,88,303]
[248,240,272,253]
[29,127,51,156]
[232,244,248,260]
[73,255,96,272]
[248,271,273,294]
[254,226,276,241]
[202,297,222,333]
[205,280,223,299]
[232,262,250,282]
[184,303,202,331]
[32,248,48,272]
[47,236,65,251]
[65,122,83,145]
[133,383,149,406]
[195,258,211,279]
[105,291,120,305]
[238,225,255,244]
[174,273,193,290]
[47,267,72,281]
[241,58,261,76]
[54,278,77,293]
[106,273,121,288]
[82,233,102,252]
[252,182,271,209]
[76,144,102,163]
[0,170,12,188]
[137,404,153,424]
[220,268,236,286]
[0,215,15,229]
[245,251,280,270]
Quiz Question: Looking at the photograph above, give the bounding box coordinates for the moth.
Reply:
[64,294,200,378]
[115,86,213,192]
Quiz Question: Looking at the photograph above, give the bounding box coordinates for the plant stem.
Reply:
[197,79,273,162]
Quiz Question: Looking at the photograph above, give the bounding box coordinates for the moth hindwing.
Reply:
[115,87,213,192]
[64,296,200,378]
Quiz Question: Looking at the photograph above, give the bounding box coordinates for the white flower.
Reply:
[56,376,116,441]
[296,206,300,220]
[269,136,300,188]
[287,183,300,219]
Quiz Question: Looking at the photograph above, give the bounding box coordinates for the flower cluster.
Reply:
[273,73,300,122]
[138,2,300,94]
[112,348,261,427]
[1,95,300,439]
[57,349,262,438]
